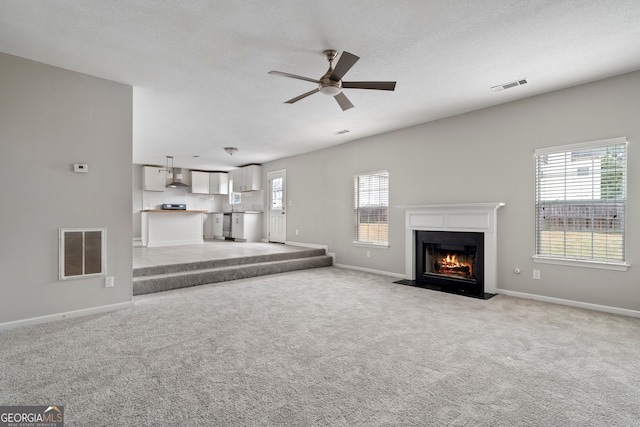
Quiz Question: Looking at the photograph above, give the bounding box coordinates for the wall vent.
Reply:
[59,228,106,280]
[491,78,528,92]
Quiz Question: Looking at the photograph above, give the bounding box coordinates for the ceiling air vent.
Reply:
[491,78,528,92]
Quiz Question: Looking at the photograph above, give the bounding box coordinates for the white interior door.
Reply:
[268,169,286,243]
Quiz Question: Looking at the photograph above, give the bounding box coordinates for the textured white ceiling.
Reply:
[1,1,639,170]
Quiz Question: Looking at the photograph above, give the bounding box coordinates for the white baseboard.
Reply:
[0,301,134,331]
[285,241,401,278]
[334,263,405,279]
[285,241,336,264]
[496,289,640,318]
[285,240,329,250]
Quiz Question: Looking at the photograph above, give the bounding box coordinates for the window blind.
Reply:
[535,138,626,263]
[354,171,389,244]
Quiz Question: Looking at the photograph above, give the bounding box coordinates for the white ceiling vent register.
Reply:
[491,78,528,92]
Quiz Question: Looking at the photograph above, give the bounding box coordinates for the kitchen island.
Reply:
[141,210,207,247]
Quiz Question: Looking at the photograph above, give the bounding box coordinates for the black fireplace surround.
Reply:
[414,230,485,297]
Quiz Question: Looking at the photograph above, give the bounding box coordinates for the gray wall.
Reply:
[0,53,133,324]
[263,71,640,312]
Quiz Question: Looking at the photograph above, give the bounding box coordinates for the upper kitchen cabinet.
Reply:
[142,166,165,192]
[191,171,209,194]
[210,172,229,195]
[191,171,229,195]
[232,164,262,192]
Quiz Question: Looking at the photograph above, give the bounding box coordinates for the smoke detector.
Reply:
[491,78,528,92]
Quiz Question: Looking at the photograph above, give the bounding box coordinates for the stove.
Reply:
[161,203,186,210]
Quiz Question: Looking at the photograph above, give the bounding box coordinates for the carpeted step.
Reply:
[133,248,327,277]
[133,254,333,295]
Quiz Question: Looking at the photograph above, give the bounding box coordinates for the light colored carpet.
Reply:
[1,267,639,426]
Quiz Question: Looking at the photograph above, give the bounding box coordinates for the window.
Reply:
[271,177,284,210]
[535,137,627,268]
[354,171,389,246]
[59,228,106,280]
[228,179,241,205]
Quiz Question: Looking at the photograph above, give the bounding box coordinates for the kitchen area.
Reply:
[134,163,264,247]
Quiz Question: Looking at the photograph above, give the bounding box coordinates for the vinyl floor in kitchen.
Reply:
[133,239,315,269]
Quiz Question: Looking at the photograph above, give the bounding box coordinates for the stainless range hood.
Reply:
[162,156,190,188]
[167,168,189,188]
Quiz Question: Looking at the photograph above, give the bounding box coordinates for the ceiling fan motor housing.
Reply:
[319,77,342,95]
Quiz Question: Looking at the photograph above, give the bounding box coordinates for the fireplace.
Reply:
[415,231,484,297]
[399,203,505,299]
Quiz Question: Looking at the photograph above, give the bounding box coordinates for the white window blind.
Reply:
[535,137,626,264]
[354,171,389,245]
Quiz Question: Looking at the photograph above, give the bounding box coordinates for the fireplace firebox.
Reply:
[415,230,484,297]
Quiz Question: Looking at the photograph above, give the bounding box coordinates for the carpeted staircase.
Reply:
[133,247,332,295]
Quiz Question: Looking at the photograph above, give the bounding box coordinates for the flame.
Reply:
[440,253,472,275]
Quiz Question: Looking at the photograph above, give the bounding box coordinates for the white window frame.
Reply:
[353,170,389,248]
[533,137,629,271]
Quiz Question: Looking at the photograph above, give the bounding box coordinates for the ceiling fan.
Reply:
[268,49,396,111]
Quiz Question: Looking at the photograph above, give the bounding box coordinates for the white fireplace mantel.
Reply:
[399,203,505,294]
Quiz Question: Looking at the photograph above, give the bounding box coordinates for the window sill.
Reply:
[532,255,629,271]
[352,241,389,249]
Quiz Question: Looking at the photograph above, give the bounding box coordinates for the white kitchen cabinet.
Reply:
[231,212,262,241]
[142,166,165,192]
[231,213,244,239]
[232,164,262,192]
[212,213,224,238]
[192,171,229,195]
[203,214,213,239]
[191,171,210,194]
[210,172,229,195]
[231,168,243,193]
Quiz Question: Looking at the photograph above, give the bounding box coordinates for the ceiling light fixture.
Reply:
[224,147,239,155]
[159,155,174,174]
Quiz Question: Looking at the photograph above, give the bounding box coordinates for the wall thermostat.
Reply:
[74,163,88,173]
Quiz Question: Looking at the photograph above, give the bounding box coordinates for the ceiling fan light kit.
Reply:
[268,49,396,111]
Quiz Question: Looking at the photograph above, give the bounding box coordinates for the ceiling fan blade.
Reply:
[285,88,320,104]
[268,70,319,84]
[330,51,359,81]
[342,81,396,91]
[334,92,354,111]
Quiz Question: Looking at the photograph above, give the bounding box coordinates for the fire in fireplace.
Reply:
[427,245,475,279]
[415,230,485,297]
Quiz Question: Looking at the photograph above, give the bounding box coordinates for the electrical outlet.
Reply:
[366,251,371,258]
[295,229,299,235]
[533,270,541,280]
[105,276,114,287]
